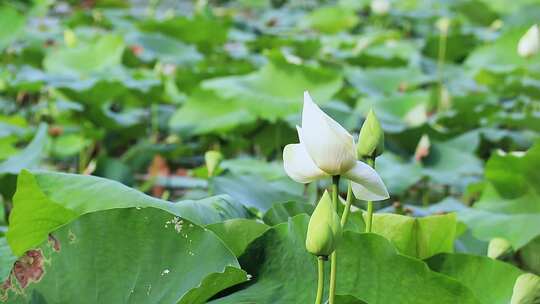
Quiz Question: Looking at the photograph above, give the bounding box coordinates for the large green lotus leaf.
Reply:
[427,253,524,304]
[305,6,359,34]
[125,32,202,65]
[459,187,540,250]
[483,142,540,198]
[201,52,342,121]
[368,213,457,259]
[0,238,16,281]
[211,215,480,304]
[263,201,314,226]
[346,66,430,97]
[423,31,477,62]
[169,89,256,136]
[422,132,484,188]
[519,236,540,274]
[43,35,125,76]
[138,14,229,49]
[207,219,269,257]
[0,6,26,51]
[211,173,306,212]
[466,27,540,70]
[376,152,423,195]
[460,142,540,249]
[3,208,246,304]
[7,170,248,256]
[0,124,47,175]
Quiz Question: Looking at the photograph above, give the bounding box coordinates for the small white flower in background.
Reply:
[436,18,451,36]
[371,0,391,15]
[518,24,539,58]
[283,91,389,201]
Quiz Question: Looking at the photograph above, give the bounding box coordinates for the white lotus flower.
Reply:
[371,0,391,15]
[283,92,389,201]
[518,24,539,58]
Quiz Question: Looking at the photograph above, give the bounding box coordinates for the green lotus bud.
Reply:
[306,191,342,257]
[510,273,540,304]
[357,109,384,159]
[205,150,223,177]
[487,237,512,259]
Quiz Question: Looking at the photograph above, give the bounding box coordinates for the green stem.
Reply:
[437,27,448,108]
[329,175,340,304]
[315,257,325,304]
[151,103,158,143]
[366,201,374,232]
[340,182,353,227]
[365,158,375,233]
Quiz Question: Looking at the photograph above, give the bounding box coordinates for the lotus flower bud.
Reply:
[510,273,540,304]
[64,29,77,48]
[205,150,223,177]
[518,24,539,58]
[414,134,430,162]
[487,238,511,259]
[370,0,390,15]
[436,18,451,36]
[357,109,384,159]
[306,191,342,257]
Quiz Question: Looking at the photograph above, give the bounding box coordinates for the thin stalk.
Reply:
[340,182,353,227]
[329,175,340,304]
[437,25,448,108]
[366,201,374,232]
[151,103,158,143]
[315,257,325,304]
[365,157,375,233]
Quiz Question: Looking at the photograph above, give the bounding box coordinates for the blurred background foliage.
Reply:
[0,0,539,274]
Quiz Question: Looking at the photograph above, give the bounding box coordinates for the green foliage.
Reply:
[4,208,245,303]
[1,0,539,302]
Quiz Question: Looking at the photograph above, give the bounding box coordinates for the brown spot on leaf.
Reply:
[1,276,13,302]
[12,250,45,289]
[68,230,77,244]
[48,234,61,252]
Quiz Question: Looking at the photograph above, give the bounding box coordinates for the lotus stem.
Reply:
[315,256,325,304]
[329,175,340,304]
[365,157,375,233]
[340,182,353,227]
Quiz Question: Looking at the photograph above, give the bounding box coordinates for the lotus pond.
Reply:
[0,0,539,303]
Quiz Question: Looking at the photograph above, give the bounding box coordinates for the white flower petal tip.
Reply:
[518,24,540,58]
[300,91,356,175]
[344,161,389,201]
[283,143,328,183]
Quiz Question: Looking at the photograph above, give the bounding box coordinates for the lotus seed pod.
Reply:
[205,150,223,177]
[518,24,539,58]
[357,109,384,159]
[306,191,342,257]
[510,273,540,304]
[487,238,512,259]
